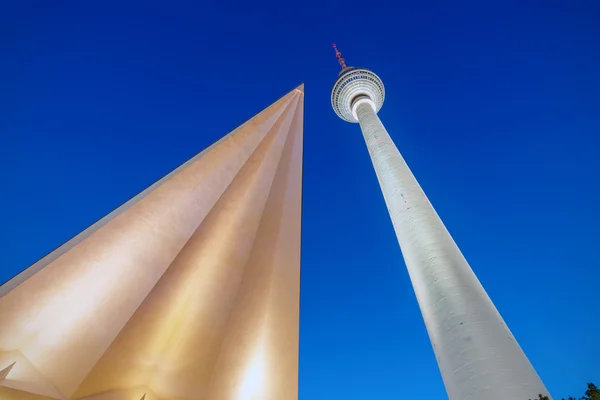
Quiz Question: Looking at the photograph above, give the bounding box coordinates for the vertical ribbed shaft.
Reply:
[0,85,304,400]
[355,103,550,400]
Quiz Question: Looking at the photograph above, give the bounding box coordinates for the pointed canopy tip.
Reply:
[0,361,16,380]
[294,83,304,93]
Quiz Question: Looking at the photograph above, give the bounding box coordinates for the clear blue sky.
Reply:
[1,1,599,399]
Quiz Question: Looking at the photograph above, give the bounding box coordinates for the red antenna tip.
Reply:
[332,43,347,70]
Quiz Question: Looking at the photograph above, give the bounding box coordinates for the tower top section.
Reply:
[332,43,355,76]
[330,45,385,123]
[333,44,347,69]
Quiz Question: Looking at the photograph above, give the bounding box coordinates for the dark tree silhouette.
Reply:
[528,383,598,400]
[584,383,600,400]
[559,382,599,400]
[529,395,550,400]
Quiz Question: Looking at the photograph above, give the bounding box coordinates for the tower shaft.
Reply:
[355,102,550,400]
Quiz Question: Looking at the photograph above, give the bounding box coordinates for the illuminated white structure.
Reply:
[0,84,304,400]
[331,44,550,400]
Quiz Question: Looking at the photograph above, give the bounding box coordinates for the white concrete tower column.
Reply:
[330,44,550,400]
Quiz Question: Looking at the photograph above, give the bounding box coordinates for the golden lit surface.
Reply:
[0,84,304,400]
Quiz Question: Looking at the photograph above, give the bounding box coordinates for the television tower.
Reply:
[330,44,550,400]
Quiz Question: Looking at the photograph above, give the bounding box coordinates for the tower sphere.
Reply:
[331,67,385,123]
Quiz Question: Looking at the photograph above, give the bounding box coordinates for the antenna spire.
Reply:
[332,44,347,70]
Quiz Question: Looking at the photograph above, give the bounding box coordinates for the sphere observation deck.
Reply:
[331,68,385,123]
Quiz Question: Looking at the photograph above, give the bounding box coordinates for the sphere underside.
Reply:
[331,68,385,123]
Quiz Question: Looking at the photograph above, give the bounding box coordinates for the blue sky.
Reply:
[1,1,599,398]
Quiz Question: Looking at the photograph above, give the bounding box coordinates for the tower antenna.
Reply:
[332,43,347,70]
